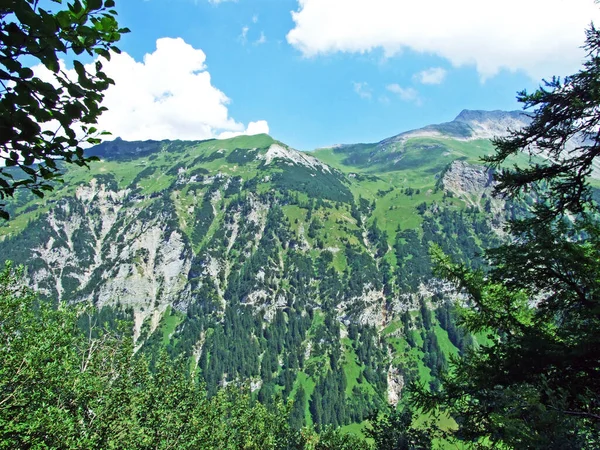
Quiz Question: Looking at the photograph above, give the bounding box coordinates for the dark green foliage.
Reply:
[91,173,119,191]
[350,200,362,226]
[0,106,506,444]
[421,328,446,391]
[224,176,243,197]
[366,408,432,450]
[226,147,262,164]
[190,149,223,166]
[345,245,382,298]
[312,426,371,450]
[307,216,323,239]
[310,369,348,428]
[367,219,389,257]
[191,194,215,245]
[131,166,157,186]
[199,307,262,393]
[414,25,600,449]
[289,386,307,429]
[435,302,472,354]
[358,196,372,215]
[485,26,600,220]
[88,138,163,161]
[377,187,393,197]
[77,304,134,338]
[269,163,353,203]
[0,1,129,218]
[0,263,374,449]
[394,204,499,293]
[354,326,387,391]
[395,229,431,292]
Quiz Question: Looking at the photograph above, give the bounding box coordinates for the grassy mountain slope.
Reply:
[0,112,517,431]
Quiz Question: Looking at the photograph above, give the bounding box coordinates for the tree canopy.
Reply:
[413,23,600,450]
[0,262,375,449]
[0,0,129,219]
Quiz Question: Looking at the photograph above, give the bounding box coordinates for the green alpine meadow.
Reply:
[1,0,599,449]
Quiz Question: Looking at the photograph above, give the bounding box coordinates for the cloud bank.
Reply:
[287,0,600,80]
[35,38,268,142]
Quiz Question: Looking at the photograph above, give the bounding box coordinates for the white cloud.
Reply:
[386,84,420,104]
[254,31,267,45]
[414,67,447,85]
[240,26,249,44]
[252,14,259,23]
[286,0,600,80]
[353,81,372,99]
[34,38,269,142]
[218,120,269,139]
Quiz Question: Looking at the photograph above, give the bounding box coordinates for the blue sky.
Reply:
[74,0,600,150]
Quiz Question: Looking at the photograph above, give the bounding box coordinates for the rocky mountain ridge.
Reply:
[379,109,529,147]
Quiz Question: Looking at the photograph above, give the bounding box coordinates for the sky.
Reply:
[58,0,600,150]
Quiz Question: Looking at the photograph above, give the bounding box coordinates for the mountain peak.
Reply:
[379,109,531,146]
[453,109,527,123]
[450,109,531,140]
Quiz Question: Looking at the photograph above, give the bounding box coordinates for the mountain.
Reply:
[384,109,530,142]
[0,111,519,430]
[310,110,534,179]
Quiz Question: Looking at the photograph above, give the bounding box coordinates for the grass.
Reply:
[433,324,460,360]
[309,147,364,174]
[339,421,370,441]
[158,307,183,346]
[341,337,362,396]
[291,371,317,427]
[282,205,306,237]
[382,320,402,336]
[474,330,496,348]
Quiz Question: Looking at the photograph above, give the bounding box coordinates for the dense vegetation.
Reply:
[0,0,129,218]
[3,4,599,448]
[0,263,374,449]
[0,129,503,446]
[406,23,600,450]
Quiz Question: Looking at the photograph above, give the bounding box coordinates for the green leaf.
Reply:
[18,67,34,79]
[87,0,103,11]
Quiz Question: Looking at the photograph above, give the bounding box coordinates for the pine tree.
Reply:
[414,23,600,450]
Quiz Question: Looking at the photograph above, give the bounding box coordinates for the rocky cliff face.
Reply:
[441,160,495,202]
[16,178,194,333]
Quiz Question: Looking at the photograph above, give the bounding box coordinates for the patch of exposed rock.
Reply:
[387,366,404,406]
[338,285,386,327]
[441,160,495,200]
[441,160,507,234]
[259,143,332,173]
